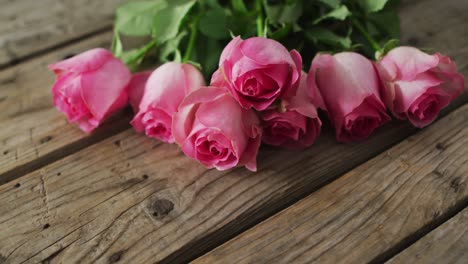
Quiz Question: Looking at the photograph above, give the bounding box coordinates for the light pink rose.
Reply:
[128,71,152,113]
[49,48,131,133]
[173,87,262,171]
[131,62,205,143]
[377,46,465,128]
[310,52,390,142]
[260,72,322,149]
[215,36,302,111]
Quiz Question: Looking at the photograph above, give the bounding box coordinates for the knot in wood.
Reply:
[108,250,124,263]
[149,199,174,218]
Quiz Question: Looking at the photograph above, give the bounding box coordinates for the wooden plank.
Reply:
[193,103,468,264]
[0,0,129,66]
[0,0,466,263]
[0,121,417,263]
[2,92,467,264]
[0,32,130,183]
[0,104,466,262]
[387,207,468,264]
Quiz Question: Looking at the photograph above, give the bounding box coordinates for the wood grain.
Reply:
[0,32,131,183]
[193,103,468,264]
[0,0,129,66]
[0,106,466,263]
[0,0,466,263]
[387,207,468,264]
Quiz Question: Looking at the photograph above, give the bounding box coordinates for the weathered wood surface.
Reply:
[0,0,466,263]
[0,107,466,263]
[0,0,129,66]
[388,207,468,264]
[193,103,468,264]
[0,32,130,184]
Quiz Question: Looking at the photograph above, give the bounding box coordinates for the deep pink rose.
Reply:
[131,62,205,143]
[377,46,465,127]
[49,48,131,133]
[260,72,322,149]
[128,71,152,113]
[215,36,302,111]
[173,87,262,171]
[310,52,390,142]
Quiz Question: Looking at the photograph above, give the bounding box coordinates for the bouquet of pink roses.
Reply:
[49,0,465,171]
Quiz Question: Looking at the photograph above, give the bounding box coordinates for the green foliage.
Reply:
[152,1,196,43]
[198,7,230,39]
[357,0,389,13]
[111,0,401,77]
[115,1,167,36]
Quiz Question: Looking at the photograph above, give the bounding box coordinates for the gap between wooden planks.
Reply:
[387,207,468,264]
[0,32,131,185]
[193,103,468,264]
[0,0,467,263]
[0,0,129,67]
[0,102,466,264]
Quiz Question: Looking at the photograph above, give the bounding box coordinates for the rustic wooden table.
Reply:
[0,0,467,263]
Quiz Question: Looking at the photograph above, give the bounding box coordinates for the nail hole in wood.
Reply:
[57,172,61,176]
[14,183,21,188]
[150,199,174,218]
[142,174,149,180]
[435,143,446,151]
[3,150,9,155]
[109,250,124,263]
[114,140,121,146]
[43,223,50,229]
[40,136,53,144]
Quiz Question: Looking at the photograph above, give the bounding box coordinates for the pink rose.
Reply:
[131,62,205,143]
[173,87,262,171]
[215,36,302,110]
[49,48,131,133]
[377,46,465,127]
[260,72,322,149]
[310,52,390,142]
[128,71,152,113]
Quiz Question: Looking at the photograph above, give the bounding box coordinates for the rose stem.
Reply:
[351,18,381,52]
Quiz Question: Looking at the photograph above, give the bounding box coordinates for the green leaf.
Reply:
[231,0,248,13]
[120,39,158,70]
[198,8,230,39]
[358,0,389,13]
[318,0,341,8]
[152,0,196,43]
[193,36,222,79]
[115,1,168,36]
[111,31,123,57]
[306,27,351,49]
[313,5,351,24]
[159,30,188,62]
[375,38,399,59]
[263,0,303,24]
[369,11,400,39]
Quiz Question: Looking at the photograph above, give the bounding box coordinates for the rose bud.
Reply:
[216,36,302,111]
[260,72,322,149]
[128,71,152,113]
[49,48,131,133]
[377,46,465,128]
[131,62,205,143]
[310,52,390,143]
[173,87,262,171]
